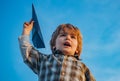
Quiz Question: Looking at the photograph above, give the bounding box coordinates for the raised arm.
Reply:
[18,20,42,74]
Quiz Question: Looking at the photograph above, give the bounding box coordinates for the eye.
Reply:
[71,35,76,39]
[60,34,66,37]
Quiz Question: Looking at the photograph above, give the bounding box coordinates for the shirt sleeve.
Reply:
[85,68,96,81]
[81,62,96,81]
[18,35,45,74]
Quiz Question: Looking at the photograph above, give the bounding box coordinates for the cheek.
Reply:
[55,38,61,48]
[74,40,78,48]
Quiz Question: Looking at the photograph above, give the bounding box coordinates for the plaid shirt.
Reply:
[18,35,95,81]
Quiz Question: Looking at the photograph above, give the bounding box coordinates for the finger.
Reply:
[29,19,34,24]
[24,24,29,27]
[31,21,34,24]
[30,21,34,26]
[24,22,29,26]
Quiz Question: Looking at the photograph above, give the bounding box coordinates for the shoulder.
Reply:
[80,62,88,69]
[76,60,90,73]
[79,61,96,81]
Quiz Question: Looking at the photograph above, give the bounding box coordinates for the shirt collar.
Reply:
[53,49,80,60]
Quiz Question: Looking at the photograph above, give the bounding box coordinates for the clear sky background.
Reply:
[0,0,120,81]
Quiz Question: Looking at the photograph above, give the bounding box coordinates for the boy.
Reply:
[18,20,96,81]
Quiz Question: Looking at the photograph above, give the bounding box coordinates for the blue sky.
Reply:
[0,0,120,81]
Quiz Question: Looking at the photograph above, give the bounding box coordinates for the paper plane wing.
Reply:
[32,4,45,48]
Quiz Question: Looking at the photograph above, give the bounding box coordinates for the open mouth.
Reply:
[63,42,71,47]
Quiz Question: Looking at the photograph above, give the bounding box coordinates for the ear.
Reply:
[75,50,78,54]
[53,46,56,50]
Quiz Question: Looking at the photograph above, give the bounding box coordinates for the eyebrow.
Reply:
[59,30,77,35]
[59,32,77,36]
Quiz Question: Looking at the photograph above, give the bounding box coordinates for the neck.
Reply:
[53,49,79,60]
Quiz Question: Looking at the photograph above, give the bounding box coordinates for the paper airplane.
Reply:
[32,4,45,48]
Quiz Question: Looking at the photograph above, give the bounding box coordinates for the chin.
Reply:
[62,51,74,55]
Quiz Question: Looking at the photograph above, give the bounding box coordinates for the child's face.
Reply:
[55,29,78,55]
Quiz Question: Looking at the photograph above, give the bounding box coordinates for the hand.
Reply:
[22,20,34,35]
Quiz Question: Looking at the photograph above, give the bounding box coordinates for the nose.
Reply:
[65,35,71,40]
